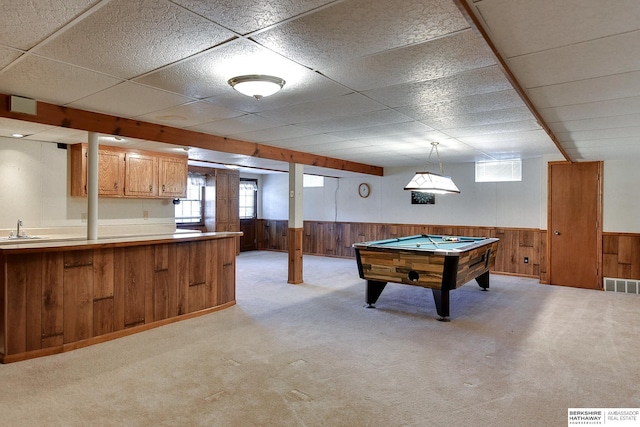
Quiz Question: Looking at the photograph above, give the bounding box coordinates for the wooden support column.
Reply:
[288,163,304,284]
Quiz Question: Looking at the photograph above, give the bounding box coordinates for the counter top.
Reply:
[0,231,242,253]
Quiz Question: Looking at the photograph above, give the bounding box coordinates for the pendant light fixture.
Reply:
[404,142,460,195]
[228,74,286,100]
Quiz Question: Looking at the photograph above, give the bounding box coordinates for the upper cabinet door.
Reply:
[158,156,187,198]
[125,153,158,197]
[98,150,125,196]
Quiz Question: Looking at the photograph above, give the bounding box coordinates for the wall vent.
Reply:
[604,278,640,294]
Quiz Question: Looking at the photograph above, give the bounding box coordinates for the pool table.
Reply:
[353,234,499,321]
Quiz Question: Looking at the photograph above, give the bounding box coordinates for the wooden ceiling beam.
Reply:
[0,93,384,176]
[452,0,573,163]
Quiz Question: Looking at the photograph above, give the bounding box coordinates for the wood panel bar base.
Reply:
[0,232,240,363]
[2,302,234,364]
[288,228,303,284]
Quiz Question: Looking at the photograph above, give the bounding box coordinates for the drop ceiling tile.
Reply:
[258,93,385,124]
[188,114,284,136]
[0,46,23,69]
[321,30,496,91]
[566,141,640,162]
[556,126,640,142]
[459,129,552,146]
[362,66,511,108]
[397,90,525,120]
[69,82,192,118]
[541,96,640,123]
[299,109,413,133]
[172,0,334,35]
[527,71,640,109]
[267,134,345,149]
[445,120,541,138]
[135,38,350,106]
[548,113,640,133]
[475,0,640,57]
[33,0,235,79]
[26,127,86,144]
[421,107,535,130]
[509,30,640,88]
[0,0,100,50]
[0,54,122,104]
[229,125,317,143]
[0,118,57,138]
[328,121,435,140]
[135,101,244,128]
[253,0,468,69]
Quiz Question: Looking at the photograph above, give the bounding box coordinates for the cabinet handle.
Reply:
[149,185,153,192]
[162,184,166,192]
[114,182,118,190]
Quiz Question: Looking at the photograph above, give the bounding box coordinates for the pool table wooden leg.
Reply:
[365,280,387,308]
[431,289,450,321]
[475,271,490,291]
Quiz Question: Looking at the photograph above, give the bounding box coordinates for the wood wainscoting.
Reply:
[257,220,548,281]
[603,232,640,279]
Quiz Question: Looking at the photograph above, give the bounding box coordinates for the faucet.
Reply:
[16,219,22,237]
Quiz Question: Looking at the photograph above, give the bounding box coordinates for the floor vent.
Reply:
[604,277,640,294]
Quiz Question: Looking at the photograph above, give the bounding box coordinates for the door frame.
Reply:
[547,161,603,289]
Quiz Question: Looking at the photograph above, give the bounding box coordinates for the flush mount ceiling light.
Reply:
[227,74,285,100]
[404,142,460,195]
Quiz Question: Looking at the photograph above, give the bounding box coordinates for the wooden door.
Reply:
[548,161,602,289]
[240,218,257,251]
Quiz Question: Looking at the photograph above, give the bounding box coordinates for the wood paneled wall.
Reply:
[603,233,640,279]
[1,236,237,363]
[257,220,547,280]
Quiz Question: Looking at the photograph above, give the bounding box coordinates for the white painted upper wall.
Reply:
[260,155,640,233]
[0,137,175,236]
[262,157,546,229]
[2,137,639,234]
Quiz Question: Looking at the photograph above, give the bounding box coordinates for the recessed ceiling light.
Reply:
[11,133,26,138]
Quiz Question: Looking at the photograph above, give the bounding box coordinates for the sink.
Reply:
[0,235,48,244]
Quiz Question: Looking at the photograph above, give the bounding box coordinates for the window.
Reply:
[175,173,205,225]
[303,174,324,187]
[475,159,522,182]
[239,179,258,219]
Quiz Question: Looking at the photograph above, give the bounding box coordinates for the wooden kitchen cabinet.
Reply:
[159,156,188,198]
[124,153,158,197]
[70,144,187,198]
[70,144,125,196]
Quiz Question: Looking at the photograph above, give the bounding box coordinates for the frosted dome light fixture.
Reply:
[228,75,285,100]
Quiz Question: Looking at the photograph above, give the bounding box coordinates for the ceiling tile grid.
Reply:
[0,54,123,104]
[69,82,192,118]
[171,0,336,35]
[475,0,640,58]
[32,0,235,79]
[320,30,496,91]
[2,0,638,174]
[0,0,100,50]
[362,65,512,108]
[252,0,469,70]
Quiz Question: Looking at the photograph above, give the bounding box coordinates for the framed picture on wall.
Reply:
[411,191,435,205]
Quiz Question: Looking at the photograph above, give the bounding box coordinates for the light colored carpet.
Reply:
[1,251,638,426]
